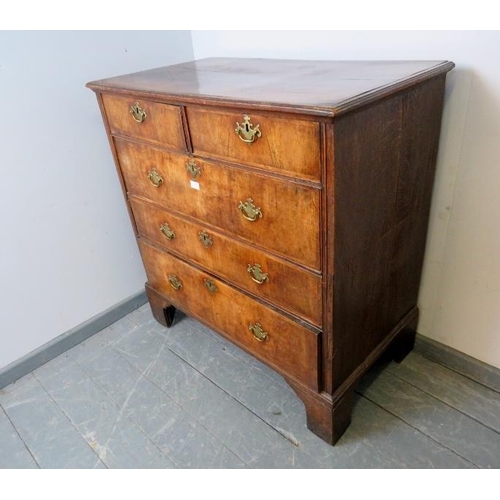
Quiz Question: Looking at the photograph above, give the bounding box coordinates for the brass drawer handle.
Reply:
[248,322,268,342]
[160,223,175,241]
[235,114,261,144]
[238,198,262,222]
[198,230,213,248]
[186,159,202,180]
[247,264,269,284]
[204,278,218,294]
[147,167,163,187]
[130,102,147,123]
[167,274,182,291]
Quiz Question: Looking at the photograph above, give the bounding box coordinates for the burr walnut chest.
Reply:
[87,58,454,445]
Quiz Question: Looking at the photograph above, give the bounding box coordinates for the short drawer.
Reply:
[131,198,322,327]
[102,93,186,151]
[116,138,321,270]
[186,107,321,182]
[140,241,320,390]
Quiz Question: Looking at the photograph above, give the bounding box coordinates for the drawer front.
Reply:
[131,198,322,326]
[102,93,186,151]
[186,107,321,182]
[140,241,319,389]
[116,138,321,270]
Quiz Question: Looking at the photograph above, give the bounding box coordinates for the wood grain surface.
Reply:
[131,197,322,326]
[88,58,454,117]
[88,59,454,446]
[140,240,320,390]
[331,76,447,391]
[187,106,320,181]
[102,93,186,151]
[115,138,321,270]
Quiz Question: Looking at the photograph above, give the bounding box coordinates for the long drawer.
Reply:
[130,197,322,326]
[139,240,320,390]
[116,138,321,270]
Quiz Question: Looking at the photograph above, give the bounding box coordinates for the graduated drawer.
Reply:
[131,197,322,327]
[140,240,320,390]
[116,138,321,270]
[102,94,186,151]
[186,107,321,182]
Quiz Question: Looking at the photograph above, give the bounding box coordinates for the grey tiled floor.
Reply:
[2,304,500,468]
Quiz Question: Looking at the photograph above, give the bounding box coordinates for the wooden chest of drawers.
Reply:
[87,58,454,445]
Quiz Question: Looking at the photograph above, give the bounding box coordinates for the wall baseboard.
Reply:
[414,334,500,393]
[0,290,147,390]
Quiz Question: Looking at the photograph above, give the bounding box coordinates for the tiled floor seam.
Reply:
[0,403,41,469]
[340,425,411,469]
[356,392,481,469]
[111,342,290,467]
[67,345,248,469]
[110,341,314,466]
[386,369,500,436]
[146,324,291,392]
[416,354,500,396]
[64,349,185,468]
[145,322,303,440]
[146,326,413,467]
[146,330,413,468]
[162,346,304,449]
[122,328,251,468]
[32,372,107,469]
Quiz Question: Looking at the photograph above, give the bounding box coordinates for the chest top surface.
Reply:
[87,58,454,116]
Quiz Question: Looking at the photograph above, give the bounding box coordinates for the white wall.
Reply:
[192,31,500,369]
[0,31,194,370]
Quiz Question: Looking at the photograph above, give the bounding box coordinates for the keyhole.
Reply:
[245,123,249,132]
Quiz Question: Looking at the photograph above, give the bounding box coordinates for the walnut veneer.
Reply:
[87,58,454,444]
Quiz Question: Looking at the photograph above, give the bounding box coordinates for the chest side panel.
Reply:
[331,76,447,391]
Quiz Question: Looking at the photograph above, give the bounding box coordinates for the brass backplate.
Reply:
[248,322,269,342]
[238,198,263,222]
[130,102,147,123]
[247,263,269,284]
[235,114,261,144]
